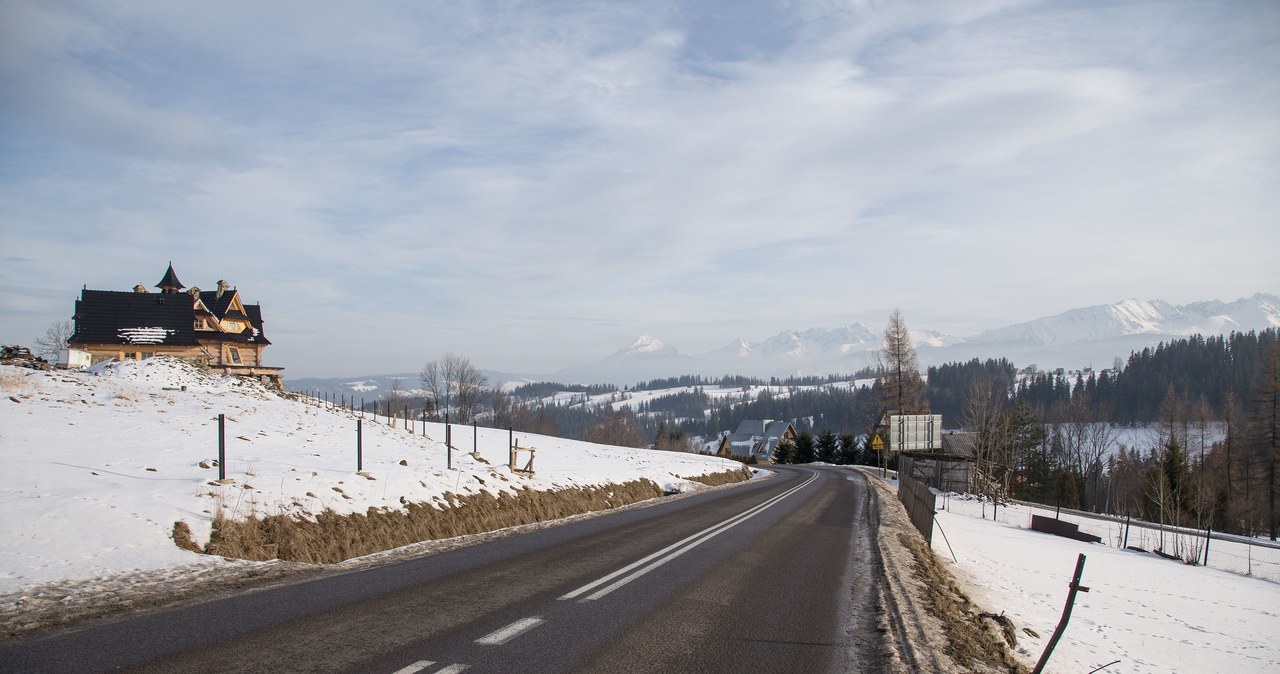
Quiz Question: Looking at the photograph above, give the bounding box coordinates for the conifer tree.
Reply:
[877,309,927,417]
[815,430,839,463]
[794,431,817,464]
[838,432,861,465]
[773,439,797,464]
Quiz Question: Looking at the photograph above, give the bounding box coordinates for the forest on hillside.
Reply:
[387,329,1279,538]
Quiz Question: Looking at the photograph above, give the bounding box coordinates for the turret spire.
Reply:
[155,262,184,294]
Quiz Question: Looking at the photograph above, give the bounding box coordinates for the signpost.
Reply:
[871,434,885,477]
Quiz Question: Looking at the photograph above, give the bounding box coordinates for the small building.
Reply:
[58,348,92,369]
[68,264,283,387]
[717,420,797,462]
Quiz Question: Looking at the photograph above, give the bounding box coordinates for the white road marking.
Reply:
[475,616,546,645]
[561,471,818,602]
[434,665,469,674]
[391,661,434,674]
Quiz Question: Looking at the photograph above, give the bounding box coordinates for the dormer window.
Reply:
[194,318,206,330]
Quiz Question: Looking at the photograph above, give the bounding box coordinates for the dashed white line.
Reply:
[560,471,818,602]
[474,616,546,646]
[391,661,435,674]
[390,660,468,674]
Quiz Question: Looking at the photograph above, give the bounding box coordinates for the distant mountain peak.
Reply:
[620,335,673,356]
[970,294,1280,347]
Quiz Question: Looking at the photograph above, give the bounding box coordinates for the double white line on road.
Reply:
[559,471,818,602]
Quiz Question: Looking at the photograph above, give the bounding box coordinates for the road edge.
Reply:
[857,468,1026,674]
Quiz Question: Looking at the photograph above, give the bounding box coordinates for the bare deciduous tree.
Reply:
[490,385,513,429]
[585,409,646,448]
[420,353,488,424]
[961,377,1006,500]
[1052,392,1115,511]
[34,319,73,361]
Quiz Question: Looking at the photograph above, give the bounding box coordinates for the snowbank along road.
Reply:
[1,466,901,673]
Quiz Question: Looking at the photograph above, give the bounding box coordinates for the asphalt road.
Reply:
[0,465,895,673]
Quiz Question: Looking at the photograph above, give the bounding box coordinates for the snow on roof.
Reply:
[117,327,175,345]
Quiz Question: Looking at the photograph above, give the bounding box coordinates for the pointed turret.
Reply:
[155,262,184,294]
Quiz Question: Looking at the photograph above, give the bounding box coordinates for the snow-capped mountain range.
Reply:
[552,293,1280,384]
[289,293,1278,393]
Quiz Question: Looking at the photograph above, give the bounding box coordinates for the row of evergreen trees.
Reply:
[769,429,880,467]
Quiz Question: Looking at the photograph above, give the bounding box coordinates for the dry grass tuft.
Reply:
[0,369,32,392]
[897,531,1029,673]
[171,521,203,553]
[202,479,665,564]
[683,467,753,487]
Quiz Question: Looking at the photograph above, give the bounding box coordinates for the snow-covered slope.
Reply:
[911,293,1280,371]
[0,358,743,595]
[554,335,697,385]
[967,293,1280,347]
[936,492,1280,672]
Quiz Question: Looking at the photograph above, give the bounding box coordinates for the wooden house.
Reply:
[717,420,797,462]
[68,264,283,387]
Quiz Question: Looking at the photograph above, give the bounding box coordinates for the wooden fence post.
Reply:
[1032,554,1089,674]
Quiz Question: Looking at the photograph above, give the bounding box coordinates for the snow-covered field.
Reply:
[0,359,743,596]
[934,496,1280,673]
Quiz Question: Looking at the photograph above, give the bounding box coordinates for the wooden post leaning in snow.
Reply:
[510,444,535,475]
[1032,553,1090,674]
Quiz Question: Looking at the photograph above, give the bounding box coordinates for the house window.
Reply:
[195,318,205,329]
[229,347,241,364]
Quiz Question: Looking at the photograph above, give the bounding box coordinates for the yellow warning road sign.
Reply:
[871,434,884,451]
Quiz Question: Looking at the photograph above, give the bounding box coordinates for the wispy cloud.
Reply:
[1,0,1276,377]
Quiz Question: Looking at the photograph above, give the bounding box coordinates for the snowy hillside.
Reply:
[915,293,1280,372]
[0,359,744,596]
[966,293,1280,347]
[933,491,1280,673]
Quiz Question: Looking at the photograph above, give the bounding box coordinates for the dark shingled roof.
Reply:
[71,290,199,346]
[199,290,247,321]
[70,288,270,347]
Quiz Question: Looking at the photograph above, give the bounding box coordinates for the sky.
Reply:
[1,0,1277,379]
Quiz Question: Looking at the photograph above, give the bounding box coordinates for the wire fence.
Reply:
[938,494,1280,584]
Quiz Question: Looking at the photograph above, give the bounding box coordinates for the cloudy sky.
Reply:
[2,0,1277,378]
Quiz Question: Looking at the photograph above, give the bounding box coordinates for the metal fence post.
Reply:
[1203,527,1211,567]
[357,418,363,472]
[218,413,226,481]
[446,423,452,470]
